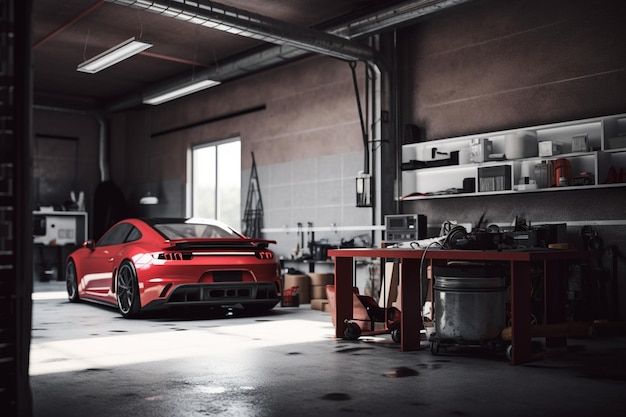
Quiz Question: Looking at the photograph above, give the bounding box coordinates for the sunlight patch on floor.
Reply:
[29,319,335,376]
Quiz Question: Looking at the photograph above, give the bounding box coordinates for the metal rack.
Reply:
[242,152,264,238]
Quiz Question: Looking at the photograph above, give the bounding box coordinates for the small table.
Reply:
[328,247,583,365]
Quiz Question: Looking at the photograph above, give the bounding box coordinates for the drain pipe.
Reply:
[350,61,369,175]
[96,115,110,182]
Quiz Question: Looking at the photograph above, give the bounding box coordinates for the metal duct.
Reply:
[106,0,376,62]
[337,0,474,39]
[105,43,305,112]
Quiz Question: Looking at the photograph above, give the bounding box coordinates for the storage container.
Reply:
[433,265,507,342]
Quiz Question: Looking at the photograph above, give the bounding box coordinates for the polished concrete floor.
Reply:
[30,280,626,417]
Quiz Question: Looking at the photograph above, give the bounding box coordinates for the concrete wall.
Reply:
[33,55,375,286]
[398,0,626,140]
[32,109,101,213]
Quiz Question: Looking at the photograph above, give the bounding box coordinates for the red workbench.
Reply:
[327,247,583,365]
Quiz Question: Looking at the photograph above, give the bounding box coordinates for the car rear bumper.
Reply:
[142,282,280,311]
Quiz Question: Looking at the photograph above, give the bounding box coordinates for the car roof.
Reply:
[136,217,243,239]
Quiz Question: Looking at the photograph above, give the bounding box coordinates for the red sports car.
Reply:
[65,217,282,318]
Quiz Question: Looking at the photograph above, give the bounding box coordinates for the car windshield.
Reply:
[154,222,240,240]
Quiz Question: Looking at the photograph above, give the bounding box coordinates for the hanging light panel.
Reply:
[77,37,153,74]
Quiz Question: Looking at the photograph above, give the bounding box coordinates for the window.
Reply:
[190,139,241,228]
[154,221,240,240]
[97,223,141,247]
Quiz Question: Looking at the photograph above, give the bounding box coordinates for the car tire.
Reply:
[116,260,141,319]
[66,259,80,303]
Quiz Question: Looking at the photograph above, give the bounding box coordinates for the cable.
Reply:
[416,240,443,336]
[386,220,469,338]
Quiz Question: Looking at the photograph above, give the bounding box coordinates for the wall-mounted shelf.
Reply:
[401,114,626,200]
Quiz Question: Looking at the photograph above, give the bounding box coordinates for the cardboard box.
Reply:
[311,285,327,299]
[284,274,310,303]
[310,298,328,311]
[572,134,588,152]
[308,273,334,286]
[538,141,563,157]
[470,137,492,163]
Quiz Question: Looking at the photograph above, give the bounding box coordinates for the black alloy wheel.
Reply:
[66,259,80,303]
[116,260,141,318]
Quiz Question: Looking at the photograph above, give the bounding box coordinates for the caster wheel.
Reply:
[506,342,543,361]
[344,322,361,340]
[391,329,401,343]
[506,345,513,361]
[430,341,440,355]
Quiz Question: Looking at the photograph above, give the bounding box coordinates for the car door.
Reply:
[81,223,134,299]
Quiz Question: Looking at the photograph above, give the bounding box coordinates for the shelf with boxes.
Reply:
[282,271,335,312]
[401,114,626,200]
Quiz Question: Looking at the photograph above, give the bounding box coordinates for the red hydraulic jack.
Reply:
[326,285,402,343]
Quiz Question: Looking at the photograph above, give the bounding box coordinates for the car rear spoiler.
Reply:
[165,238,277,250]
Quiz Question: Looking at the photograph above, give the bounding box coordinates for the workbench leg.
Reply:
[510,261,532,365]
[400,258,423,351]
[544,259,567,349]
[333,257,353,339]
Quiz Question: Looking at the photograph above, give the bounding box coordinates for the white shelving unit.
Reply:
[401,114,626,200]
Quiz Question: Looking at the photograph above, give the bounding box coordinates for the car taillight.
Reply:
[156,252,193,260]
[255,250,274,259]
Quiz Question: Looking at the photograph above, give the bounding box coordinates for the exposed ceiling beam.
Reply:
[103,0,471,112]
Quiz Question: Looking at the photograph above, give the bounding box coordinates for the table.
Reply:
[328,247,584,365]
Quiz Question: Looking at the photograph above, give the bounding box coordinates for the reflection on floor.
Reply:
[31,281,626,417]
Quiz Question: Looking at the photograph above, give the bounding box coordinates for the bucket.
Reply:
[433,265,507,341]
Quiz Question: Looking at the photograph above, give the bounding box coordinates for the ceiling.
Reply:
[31,0,467,113]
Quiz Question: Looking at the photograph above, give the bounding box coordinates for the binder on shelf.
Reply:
[478,165,512,192]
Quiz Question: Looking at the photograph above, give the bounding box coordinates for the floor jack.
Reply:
[326,285,402,343]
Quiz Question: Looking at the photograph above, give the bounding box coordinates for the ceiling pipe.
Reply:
[336,0,474,39]
[106,0,378,63]
[103,43,306,112]
[102,0,470,113]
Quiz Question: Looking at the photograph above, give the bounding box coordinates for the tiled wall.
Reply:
[243,150,374,259]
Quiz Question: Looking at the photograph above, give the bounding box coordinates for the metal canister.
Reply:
[433,265,507,342]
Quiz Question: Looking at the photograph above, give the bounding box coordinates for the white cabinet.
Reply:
[32,210,88,282]
[33,211,88,245]
[401,114,626,200]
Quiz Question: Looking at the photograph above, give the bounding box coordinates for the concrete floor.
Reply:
[30,280,626,417]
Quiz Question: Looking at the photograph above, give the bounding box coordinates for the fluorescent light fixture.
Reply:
[142,79,221,105]
[77,37,152,74]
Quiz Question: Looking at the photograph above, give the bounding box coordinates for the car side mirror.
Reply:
[83,240,96,251]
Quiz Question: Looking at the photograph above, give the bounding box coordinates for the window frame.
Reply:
[187,138,241,228]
